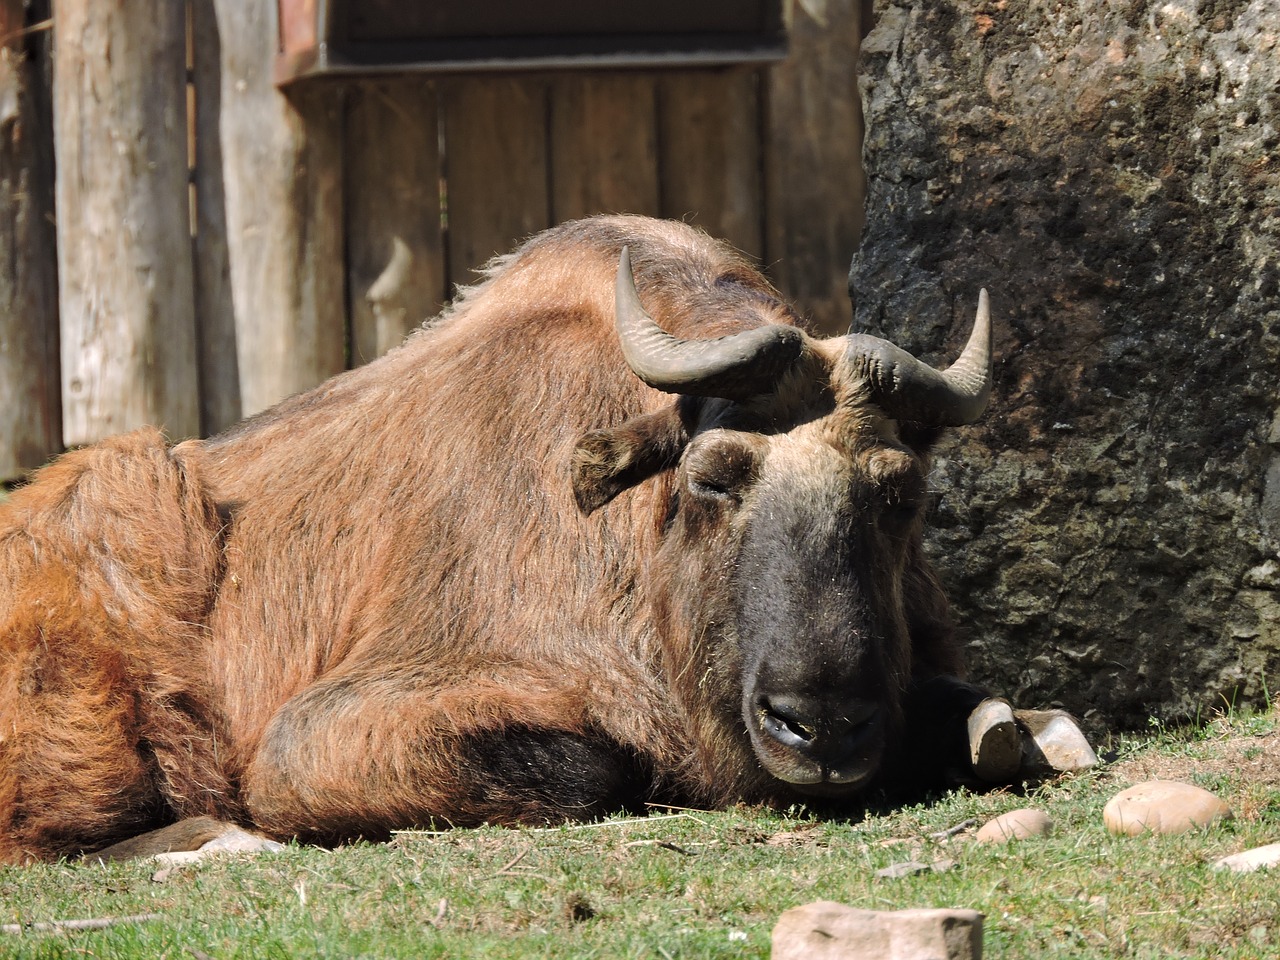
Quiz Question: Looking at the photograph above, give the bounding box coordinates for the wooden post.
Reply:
[0,0,59,478]
[53,0,199,444]
[344,79,446,362]
[206,0,345,418]
[765,0,866,335]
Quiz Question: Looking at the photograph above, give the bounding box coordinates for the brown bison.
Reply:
[0,216,1090,864]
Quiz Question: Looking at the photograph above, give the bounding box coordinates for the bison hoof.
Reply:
[967,698,1022,783]
[967,702,1099,784]
[1016,709,1099,776]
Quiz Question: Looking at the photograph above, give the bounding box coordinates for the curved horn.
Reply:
[846,289,992,426]
[614,246,806,401]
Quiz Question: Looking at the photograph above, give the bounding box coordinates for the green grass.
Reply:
[3,710,1279,959]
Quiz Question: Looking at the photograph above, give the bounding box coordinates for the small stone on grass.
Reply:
[1213,842,1280,874]
[975,808,1053,844]
[1103,780,1233,836]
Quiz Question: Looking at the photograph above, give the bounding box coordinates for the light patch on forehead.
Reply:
[751,424,852,509]
[743,406,919,515]
[735,428,863,558]
[691,335,909,475]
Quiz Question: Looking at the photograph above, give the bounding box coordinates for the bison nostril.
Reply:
[758,694,880,754]
[761,697,819,747]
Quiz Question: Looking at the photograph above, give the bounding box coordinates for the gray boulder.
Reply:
[851,0,1280,727]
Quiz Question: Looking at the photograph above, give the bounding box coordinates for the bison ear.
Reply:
[571,405,689,515]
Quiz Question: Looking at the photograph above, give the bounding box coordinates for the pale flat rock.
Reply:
[150,850,206,868]
[975,808,1053,844]
[772,902,983,960]
[1104,781,1233,836]
[1213,842,1280,874]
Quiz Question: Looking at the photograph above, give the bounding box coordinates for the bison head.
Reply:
[572,247,991,801]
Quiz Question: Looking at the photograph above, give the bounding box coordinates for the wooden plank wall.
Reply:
[0,0,59,480]
[420,69,761,293]
[0,0,865,479]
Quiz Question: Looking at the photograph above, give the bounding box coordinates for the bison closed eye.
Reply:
[0,215,1093,864]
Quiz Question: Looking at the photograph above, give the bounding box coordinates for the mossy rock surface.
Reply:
[852,0,1280,728]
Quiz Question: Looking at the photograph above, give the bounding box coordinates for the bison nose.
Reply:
[758,693,881,774]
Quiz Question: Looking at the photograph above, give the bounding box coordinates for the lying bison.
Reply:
[0,216,1092,864]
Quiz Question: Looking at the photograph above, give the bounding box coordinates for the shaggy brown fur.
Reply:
[0,216,982,863]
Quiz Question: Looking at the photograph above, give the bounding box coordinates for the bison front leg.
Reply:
[86,816,282,863]
[888,674,993,792]
[1005,706,1098,779]
[240,671,651,845]
[890,677,1097,793]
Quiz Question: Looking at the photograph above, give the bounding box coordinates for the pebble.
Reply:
[772,902,983,960]
[975,808,1053,843]
[1103,780,1233,836]
[1213,842,1280,874]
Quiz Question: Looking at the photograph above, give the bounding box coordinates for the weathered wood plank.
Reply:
[209,0,345,417]
[550,73,661,222]
[658,68,764,260]
[344,79,445,362]
[0,0,59,479]
[441,76,550,285]
[190,0,239,435]
[765,0,866,335]
[53,0,198,444]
